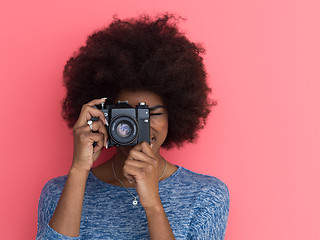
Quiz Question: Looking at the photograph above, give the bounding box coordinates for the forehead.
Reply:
[115,90,165,107]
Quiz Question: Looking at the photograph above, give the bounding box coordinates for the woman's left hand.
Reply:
[122,141,162,209]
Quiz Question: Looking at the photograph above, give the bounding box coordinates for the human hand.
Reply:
[122,141,163,209]
[71,98,108,173]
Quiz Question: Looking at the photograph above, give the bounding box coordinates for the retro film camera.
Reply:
[91,100,150,147]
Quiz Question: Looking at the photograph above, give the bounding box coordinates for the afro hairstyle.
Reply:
[61,12,217,149]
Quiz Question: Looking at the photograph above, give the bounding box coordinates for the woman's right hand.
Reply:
[71,98,109,173]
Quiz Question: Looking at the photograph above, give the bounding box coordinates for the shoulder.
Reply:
[39,174,68,199]
[175,166,229,206]
[176,167,230,238]
[37,174,68,218]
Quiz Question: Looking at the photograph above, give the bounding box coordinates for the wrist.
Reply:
[69,164,91,177]
[144,201,164,214]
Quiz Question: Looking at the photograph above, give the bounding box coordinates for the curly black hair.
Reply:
[61,12,217,149]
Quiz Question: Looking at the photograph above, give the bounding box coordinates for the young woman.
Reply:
[36,13,229,240]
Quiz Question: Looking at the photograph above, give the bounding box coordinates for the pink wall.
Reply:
[1,0,319,239]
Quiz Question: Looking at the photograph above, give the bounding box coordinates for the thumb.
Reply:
[92,148,102,162]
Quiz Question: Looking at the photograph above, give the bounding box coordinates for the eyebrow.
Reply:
[149,105,165,111]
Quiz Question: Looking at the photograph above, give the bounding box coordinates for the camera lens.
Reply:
[116,122,131,138]
[109,116,138,145]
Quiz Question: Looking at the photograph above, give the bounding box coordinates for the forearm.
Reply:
[49,166,89,237]
[145,204,175,240]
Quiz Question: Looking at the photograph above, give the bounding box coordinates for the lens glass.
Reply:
[116,122,132,138]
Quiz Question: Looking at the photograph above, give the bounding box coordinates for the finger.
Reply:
[125,158,149,169]
[132,141,155,159]
[88,120,108,147]
[122,164,143,181]
[76,129,105,154]
[86,98,107,107]
[76,120,108,148]
[92,149,102,159]
[129,149,155,164]
[88,132,105,154]
[82,105,107,126]
[75,99,108,127]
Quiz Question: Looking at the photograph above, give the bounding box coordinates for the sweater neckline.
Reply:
[88,165,183,189]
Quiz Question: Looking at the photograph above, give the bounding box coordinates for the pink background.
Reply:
[1,0,319,239]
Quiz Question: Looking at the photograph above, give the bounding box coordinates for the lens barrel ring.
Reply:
[109,115,139,145]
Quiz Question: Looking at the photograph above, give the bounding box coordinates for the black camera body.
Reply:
[91,101,150,147]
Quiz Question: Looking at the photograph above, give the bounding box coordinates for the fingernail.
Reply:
[105,119,109,126]
[101,97,107,101]
[150,143,153,149]
[105,142,108,149]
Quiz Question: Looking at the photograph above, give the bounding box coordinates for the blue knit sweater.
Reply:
[36,165,229,239]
